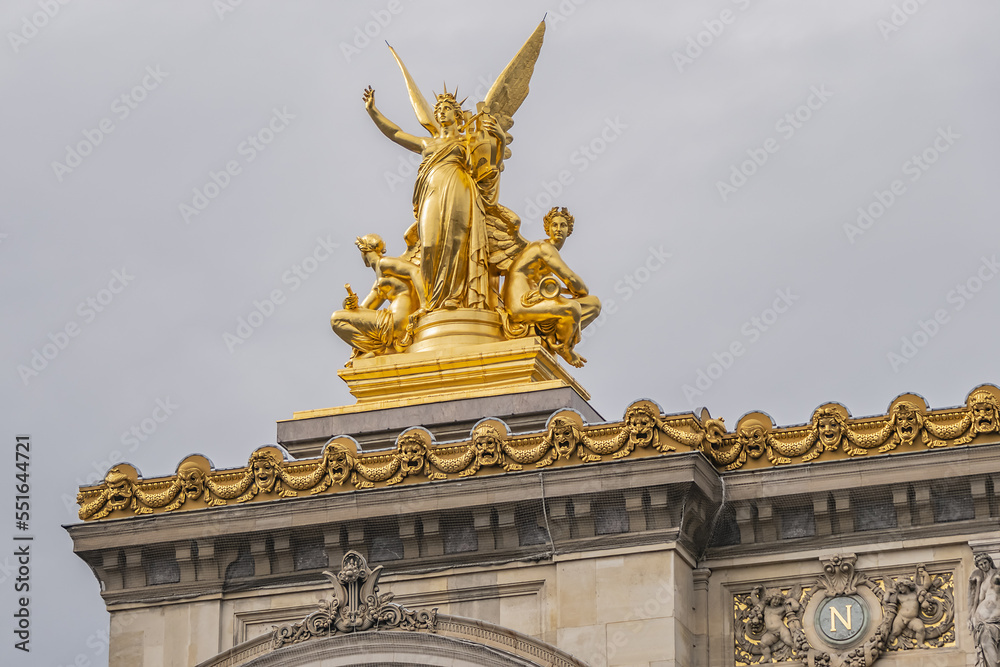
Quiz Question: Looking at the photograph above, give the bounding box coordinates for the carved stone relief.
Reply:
[735,554,954,666]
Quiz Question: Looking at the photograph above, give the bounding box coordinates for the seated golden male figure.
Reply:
[503,207,601,367]
[330,234,423,363]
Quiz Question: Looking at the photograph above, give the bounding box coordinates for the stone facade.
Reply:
[67,389,1000,666]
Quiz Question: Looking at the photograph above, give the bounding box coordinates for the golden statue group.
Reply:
[330,21,601,368]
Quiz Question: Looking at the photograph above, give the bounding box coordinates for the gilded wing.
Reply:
[485,204,527,272]
[483,19,546,153]
[387,44,441,136]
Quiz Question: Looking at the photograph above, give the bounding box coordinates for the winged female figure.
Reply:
[362,21,545,315]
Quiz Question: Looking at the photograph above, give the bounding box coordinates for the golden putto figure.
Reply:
[501,207,601,367]
[332,20,601,367]
[330,234,422,360]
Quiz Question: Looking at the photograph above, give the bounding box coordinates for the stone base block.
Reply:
[336,337,589,407]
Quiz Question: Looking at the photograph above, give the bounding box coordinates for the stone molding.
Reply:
[67,454,715,606]
[75,385,1000,521]
[231,579,545,645]
[197,616,589,667]
[66,442,1000,609]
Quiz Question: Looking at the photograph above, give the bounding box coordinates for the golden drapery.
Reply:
[412,128,501,312]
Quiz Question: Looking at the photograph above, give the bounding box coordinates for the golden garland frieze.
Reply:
[76,385,1000,520]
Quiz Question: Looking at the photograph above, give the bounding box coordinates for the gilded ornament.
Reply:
[735,555,955,666]
[534,411,586,467]
[498,206,601,367]
[75,385,1000,520]
[386,428,434,484]
[748,585,808,661]
[330,235,422,364]
[329,21,601,369]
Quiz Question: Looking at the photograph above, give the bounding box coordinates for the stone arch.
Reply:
[197,615,588,667]
[244,631,545,666]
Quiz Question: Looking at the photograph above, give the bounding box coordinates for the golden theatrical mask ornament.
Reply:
[76,386,1000,520]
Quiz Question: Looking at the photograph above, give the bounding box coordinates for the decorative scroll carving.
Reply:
[819,555,869,596]
[272,551,436,649]
[735,555,954,666]
[76,385,1000,520]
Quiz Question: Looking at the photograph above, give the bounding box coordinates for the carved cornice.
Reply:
[76,385,1000,521]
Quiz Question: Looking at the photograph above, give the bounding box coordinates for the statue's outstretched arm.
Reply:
[363,87,423,154]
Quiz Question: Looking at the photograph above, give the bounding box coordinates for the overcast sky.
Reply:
[2,1,999,665]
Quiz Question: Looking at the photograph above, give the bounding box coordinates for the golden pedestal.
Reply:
[407,308,505,353]
[321,333,588,417]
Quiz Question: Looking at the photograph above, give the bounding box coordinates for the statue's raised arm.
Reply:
[362,86,424,153]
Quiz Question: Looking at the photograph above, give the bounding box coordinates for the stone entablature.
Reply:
[712,443,1000,553]
[67,428,1000,666]
[68,441,1000,608]
[67,454,719,605]
[75,385,1000,521]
